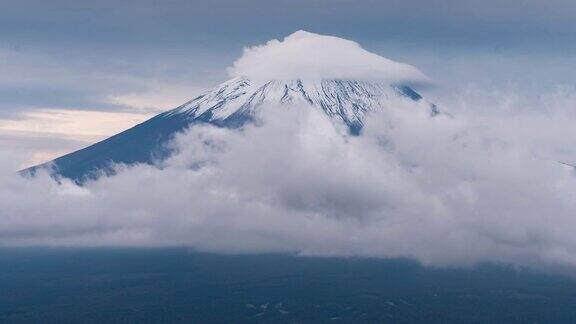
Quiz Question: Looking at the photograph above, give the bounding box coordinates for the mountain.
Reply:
[24,77,437,183]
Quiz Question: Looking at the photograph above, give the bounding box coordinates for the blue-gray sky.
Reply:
[1,0,575,166]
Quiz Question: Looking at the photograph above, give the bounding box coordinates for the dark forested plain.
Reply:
[1,248,576,323]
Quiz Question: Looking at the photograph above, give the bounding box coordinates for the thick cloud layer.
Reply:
[228,31,428,83]
[2,89,576,270]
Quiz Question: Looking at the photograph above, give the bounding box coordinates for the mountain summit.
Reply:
[25,31,437,182]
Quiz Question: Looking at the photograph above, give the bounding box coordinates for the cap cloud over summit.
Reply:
[228,30,429,84]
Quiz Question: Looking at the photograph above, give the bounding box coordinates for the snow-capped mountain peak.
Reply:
[25,31,437,182]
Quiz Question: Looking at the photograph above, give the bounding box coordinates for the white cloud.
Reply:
[2,88,576,270]
[228,30,429,84]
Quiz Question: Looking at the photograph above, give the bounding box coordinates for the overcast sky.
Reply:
[1,0,576,167]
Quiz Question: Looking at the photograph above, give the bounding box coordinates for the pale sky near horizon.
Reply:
[1,0,576,168]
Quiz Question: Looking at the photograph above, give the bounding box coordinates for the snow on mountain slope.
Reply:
[164,77,437,134]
